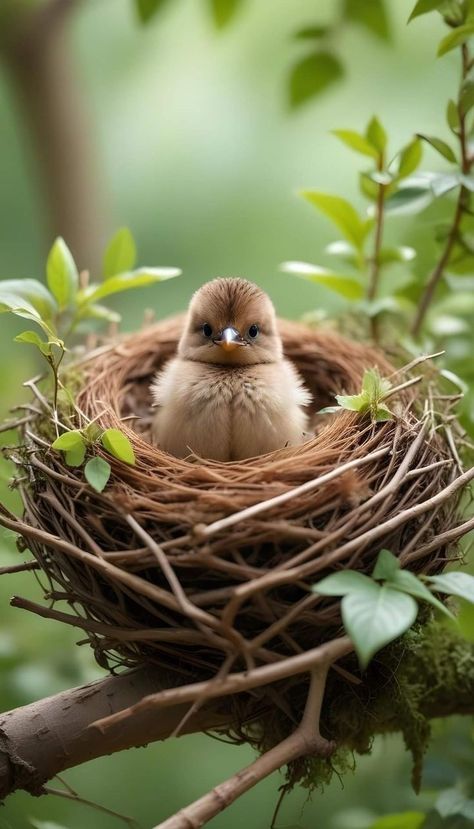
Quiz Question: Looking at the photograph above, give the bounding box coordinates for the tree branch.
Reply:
[153,665,334,829]
[411,41,472,338]
[0,635,472,807]
[0,667,231,801]
[0,0,106,270]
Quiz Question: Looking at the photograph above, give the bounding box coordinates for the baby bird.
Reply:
[150,278,311,461]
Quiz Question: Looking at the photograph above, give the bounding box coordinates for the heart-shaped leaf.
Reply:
[342,582,418,668]
[84,457,111,492]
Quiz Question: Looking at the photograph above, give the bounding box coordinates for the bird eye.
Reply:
[248,324,259,339]
[202,323,213,338]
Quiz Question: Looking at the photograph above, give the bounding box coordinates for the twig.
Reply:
[92,637,352,732]
[44,784,139,828]
[152,664,334,829]
[389,351,445,378]
[0,560,39,575]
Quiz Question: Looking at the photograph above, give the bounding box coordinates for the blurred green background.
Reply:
[0,1,472,828]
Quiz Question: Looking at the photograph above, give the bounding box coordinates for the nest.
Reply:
[2,316,471,758]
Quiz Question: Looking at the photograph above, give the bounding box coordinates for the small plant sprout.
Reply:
[312,549,474,669]
[319,366,421,422]
[52,427,136,492]
[2,228,179,488]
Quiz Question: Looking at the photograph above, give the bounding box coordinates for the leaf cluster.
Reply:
[313,548,474,668]
[1,228,179,358]
[52,426,136,492]
[320,367,396,422]
[289,1,390,109]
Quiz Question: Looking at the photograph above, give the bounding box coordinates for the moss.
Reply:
[279,621,474,792]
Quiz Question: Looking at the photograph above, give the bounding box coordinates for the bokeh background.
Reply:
[0,1,472,828]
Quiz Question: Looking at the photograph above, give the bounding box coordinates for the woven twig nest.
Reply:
[5,315,469,759]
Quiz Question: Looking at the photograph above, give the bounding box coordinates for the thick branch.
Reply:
[0,668,230,802]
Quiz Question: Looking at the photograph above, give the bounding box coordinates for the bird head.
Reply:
[178,278,283,366]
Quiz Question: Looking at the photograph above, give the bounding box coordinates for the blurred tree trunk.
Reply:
[1,0,107,271]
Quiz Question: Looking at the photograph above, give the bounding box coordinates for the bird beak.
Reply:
[213,327,246,352]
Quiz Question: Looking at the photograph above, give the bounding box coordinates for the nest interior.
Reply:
[8,315,466,753]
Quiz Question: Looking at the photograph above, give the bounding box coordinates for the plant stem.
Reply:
[411,42,472,338]
[367,155,386,342]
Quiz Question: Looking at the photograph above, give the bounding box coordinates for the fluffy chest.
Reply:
[180,366,275,416]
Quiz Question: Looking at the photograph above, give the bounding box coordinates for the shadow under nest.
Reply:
[5,315,469,766]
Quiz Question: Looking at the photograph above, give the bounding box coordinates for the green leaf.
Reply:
[343,0,390,41]
[101,428,135,465]
[31,820,71,829]
[460,79,474,116]
[335,391,370,412]
[103,228,136,278]
[374,404,393,421]
[379,245,417,263]
[426,572,474,604]
[289,52,344,108]
[342,582,418,668]
[325,240,359,265]
[373,548,400,580]
[84,457,111,492]
[83,267,180,304]
[384,186,434,215]
[438,23,474,57]
[362,366,391,399]
[367,170,393,185]
[300,190,371,250]
[295,26,329,40]
[46,237,79,310]
[280,261,364,300]
[408,0,447,22]
[359,171,380,200]
[332,129,378,158]
[52,431,85,451]
[436,788,474,820]
[0,279,57,321]
[79,303,121,323]
[312,570,375,596]
[416,134,457,163]
[64,442,86,467]
[397,138,423,178]
[430,173,461,197]
[14,330,53,356]
[209,0,243,28]
[369,813,426,829]
[388,569,455,619]
[439,368,468,392]
[366,116,387,154]
[317,406,342,414]
[135,0,169,23]
[446,99,460,133]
